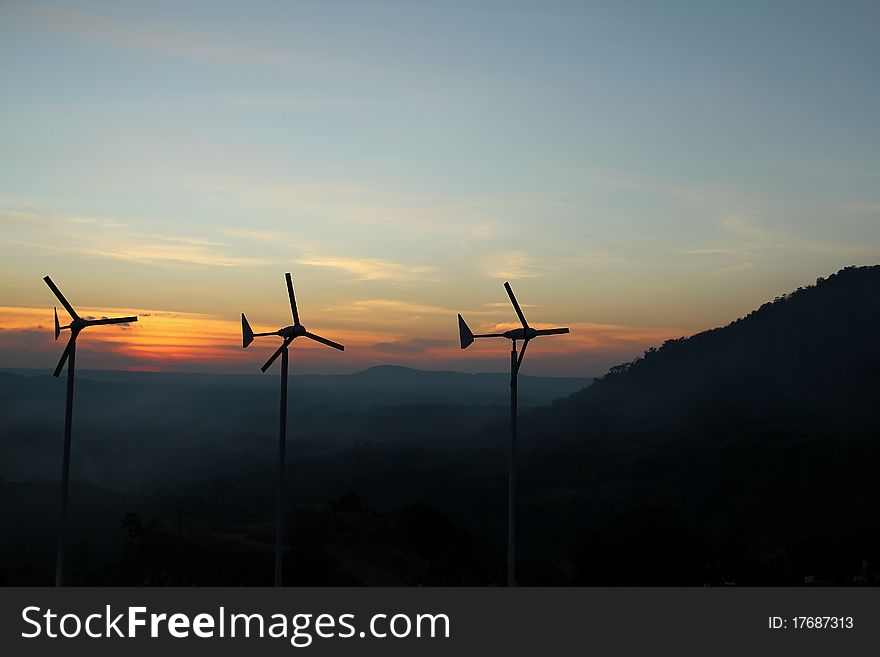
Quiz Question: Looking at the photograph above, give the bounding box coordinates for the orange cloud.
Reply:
[1,305,685,376]
[1,305,240,368]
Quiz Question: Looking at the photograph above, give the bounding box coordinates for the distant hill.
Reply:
[345,365,591,407]
[0,365,590,491]
[1,365,591,409]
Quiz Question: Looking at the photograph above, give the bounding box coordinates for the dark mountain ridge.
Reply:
[516,266,880,584]
[540,265,880,439]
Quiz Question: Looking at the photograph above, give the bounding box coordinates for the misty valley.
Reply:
[2,266,880,587]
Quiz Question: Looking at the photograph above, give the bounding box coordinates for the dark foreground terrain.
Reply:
[2,266,880,586]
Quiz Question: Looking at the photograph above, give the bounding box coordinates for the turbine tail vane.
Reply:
[242,313,254,348]
[458,314,475,349]
[54,308,60,341]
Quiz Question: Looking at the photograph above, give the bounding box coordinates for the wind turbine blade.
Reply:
[241,313,254,348]
[458,314,474,349]
[85,316,138,327]
[503,281,528,328]
[285,273,300,325]
[261,338,292,372]
[54,307,60,341]
[53,336,75,378]
[304,332,344,351]
[43,276,79,320]
[515,338,529,373]
[534,327,570,336]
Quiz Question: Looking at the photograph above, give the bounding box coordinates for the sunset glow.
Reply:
[1,1,878,376]
[0,303,681,375]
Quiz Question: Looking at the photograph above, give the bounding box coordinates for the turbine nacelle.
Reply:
[44,276,138,376]
[457,282,569,372]
[504,327,570,341]
[458,320,570,347]
[278,324,308,339]
[241,273,344,373]
[503,327,535,341]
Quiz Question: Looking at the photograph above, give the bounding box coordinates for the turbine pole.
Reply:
[55,340,75,587]
[244,273,344,586]
[458,283,568,587]
[275,346,289,587]
[44,276,138,586]
[508,339,518,587]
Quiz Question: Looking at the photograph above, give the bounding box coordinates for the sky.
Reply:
[1,0,878,376]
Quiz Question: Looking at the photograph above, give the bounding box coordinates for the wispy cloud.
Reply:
[220,227,289,243]
[686,214,880,274]
[330,299,452,317]
[709,261,754,275]
[837,201,880,215]
[483,251,552,280]
[175,171,504,243]
[484,301,538,309]
[1,209,277,268]
[3,3,373,79]
[573,169,710,205]
[297,256,439,282]
[719,215,780,243]
[482,247,624,280]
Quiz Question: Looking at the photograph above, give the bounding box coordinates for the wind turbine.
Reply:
[457,281,569,586]
[43,276,138,587]
[241,272,344,587]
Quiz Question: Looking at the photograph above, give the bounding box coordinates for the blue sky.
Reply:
[1,0,878,374]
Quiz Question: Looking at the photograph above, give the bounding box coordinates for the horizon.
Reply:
[2,1,879,376]
[0,362,594,379]
[2,263,869,377]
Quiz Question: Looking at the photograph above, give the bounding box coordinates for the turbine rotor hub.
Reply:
[278,324,307,338]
